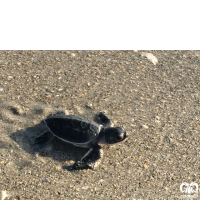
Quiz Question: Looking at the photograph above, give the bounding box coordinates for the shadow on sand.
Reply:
[10,120,88,171]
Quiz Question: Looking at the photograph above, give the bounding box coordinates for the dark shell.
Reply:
[43,115,100,143]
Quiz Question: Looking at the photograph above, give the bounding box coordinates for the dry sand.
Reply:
[0,50,200,199]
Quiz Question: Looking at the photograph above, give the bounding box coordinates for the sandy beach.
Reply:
[0,50,200,199]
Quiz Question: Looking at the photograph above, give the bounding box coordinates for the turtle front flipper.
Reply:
[73,145,103,170]
[35,131,55,146]
[94,112,111,128]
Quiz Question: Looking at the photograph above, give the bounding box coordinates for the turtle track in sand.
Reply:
[0,101,55,171]
[0,101,92,173]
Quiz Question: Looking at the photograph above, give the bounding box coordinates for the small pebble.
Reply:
[155,116,160,123]
[86,104,93,108]
[82,186,88,190]
[140,124,148,129]
[0,88,3,92]
[71,53,76,57]
[64,110,69,115]
[143,163,148,169]
[0,191,8,200]
[99,179,104,183]
[141,52,158,65]
[7,76,13,80]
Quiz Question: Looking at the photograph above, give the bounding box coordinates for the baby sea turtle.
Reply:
[35,112,127,170]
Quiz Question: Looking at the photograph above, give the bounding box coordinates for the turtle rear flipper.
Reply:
[73,145,103,170]
[94,112,111,128]
[35,131,55,146]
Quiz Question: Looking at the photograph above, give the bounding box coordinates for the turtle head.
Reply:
[101,127,127,145]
